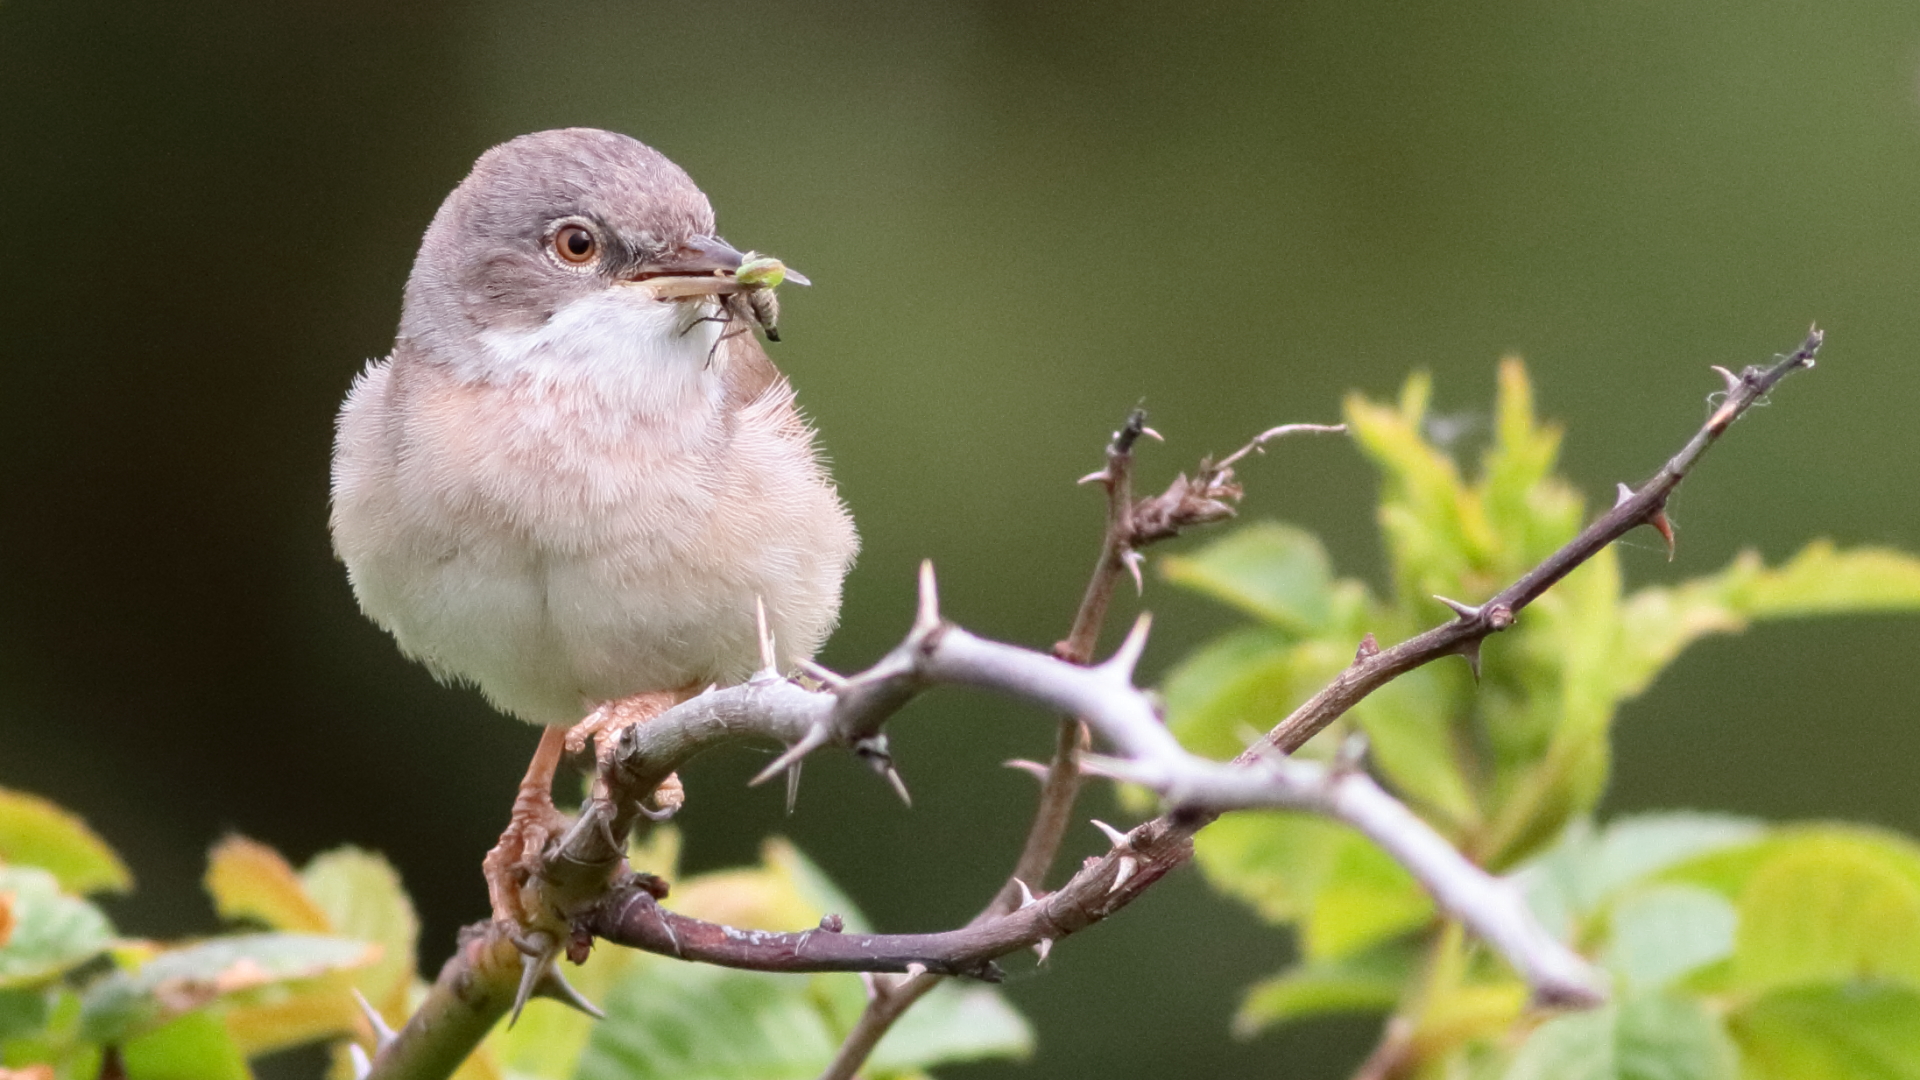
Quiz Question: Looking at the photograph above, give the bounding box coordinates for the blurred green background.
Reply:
[4,2,1919,1077]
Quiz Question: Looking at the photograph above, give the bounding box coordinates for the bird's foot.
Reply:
[568,690,692,817]
[484,726,574,931]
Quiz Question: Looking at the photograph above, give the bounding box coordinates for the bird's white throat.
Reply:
[473,288,726,421]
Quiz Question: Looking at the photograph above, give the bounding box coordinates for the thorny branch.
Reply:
[363,329,1820,1080]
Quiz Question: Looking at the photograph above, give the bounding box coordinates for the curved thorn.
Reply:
[348,1044,372,1080]
[537,966,606,1020]
[905,962,928,978]
[1138,425,1165,442]
[915,560,941,634]
[1102,613,1153,682]
[351,988,397,1049]
[1077,469,1110,486]
[1649,508,1677,561]
[1004,758,1052,781]
[1033,937,1054,964]
[1122,550,1146,595]
[1109,855,1138,894]
[1013,877,1038,909]
[1710,364,1743,393]
[1614,482,1635,507]
[1460,639,1483,682]
[749,725,830,787]
[784,759,803,816]
[1433,594,1481,620]
[795,657,848,689]
[1090,818,1132,849]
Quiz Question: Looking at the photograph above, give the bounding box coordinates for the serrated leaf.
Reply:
[1233,940,1417,1036]
[0,788,131,896]
[120,1010,251,1080]
[1603,884,1736,992]
[1193,812,1431,959]
[1161,523,1340,633]
[1501,992,1737,1080]
[1731,831,1920,993]
[80,933,377,1044]
[1616,543,1920,703]
[204,837,329,934]
[1730,983,1920,1080]
[0,866,114,989]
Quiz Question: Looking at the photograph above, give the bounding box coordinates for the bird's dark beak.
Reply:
[625,235,745,282]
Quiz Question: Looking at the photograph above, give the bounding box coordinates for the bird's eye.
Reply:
[554,224,597,264]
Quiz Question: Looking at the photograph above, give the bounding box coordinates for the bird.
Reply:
[329,128,859,931]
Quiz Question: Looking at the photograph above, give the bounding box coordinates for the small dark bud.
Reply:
[819,914,845,933]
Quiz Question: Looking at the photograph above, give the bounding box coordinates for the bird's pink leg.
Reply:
[483,725,573,930]
[566,687,697,815]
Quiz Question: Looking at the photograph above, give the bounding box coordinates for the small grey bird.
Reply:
[329,128,858,927]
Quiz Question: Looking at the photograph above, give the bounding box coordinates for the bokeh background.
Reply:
[5,2,1920,1077]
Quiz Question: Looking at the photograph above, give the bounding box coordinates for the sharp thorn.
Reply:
[1615,482,1635,507]
[905,962,928,978]
[1102,613,1153,682]
[638,799,679,822]
[784,759,803,816]
[1077,469,1111,486]
[795,657,848,689]
[1033,937,1054,964]
[1649,508,1677,561]
[1138,425,1165,442]
[509,940,556,1028]
[1004,758,1052,781]
[1433,595,1481,620]
[537,965,606,1020]
[1710,364,1743,393]
[348,1044,372,1080]
[915,560,941,634]
[882,763,914,808]
[1109,855,1137,894]
[1075,753,1134,781]
[1460,639,1483,682]
[1122,550,1146,595]
[1014,877,1038,909]
[755,596,778,674]
[1090,818,1133,849]
[750,725,831,787]
[351,988,397,1049]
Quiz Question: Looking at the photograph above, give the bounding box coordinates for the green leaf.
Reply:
[1603,884,1736,992]
[1730,831,1920,993]
[1161,627,1344,760]
[1233,940,1418,1036]
[120,1011,250,1080]
[0,866,114,989]
[1479,359,1580,567]
[1616,542,1920,702]
[79,933,377,1044]
[1730,983,1920,1080]
[1192,812,1431,959]
[203,837,330,934]
[0,788,132,896]
[1350,664,1480,827]
[868,982,1032,1073]
[1522,813,1764,936]
[1160,523,1340,633]
[575,961,846,1080]
[298,846,419,1013]
[1501,992,1737,1080]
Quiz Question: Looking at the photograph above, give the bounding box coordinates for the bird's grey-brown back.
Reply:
[330,129,857,727]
